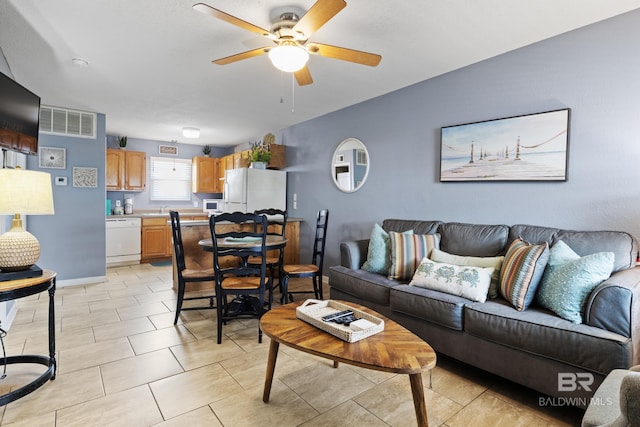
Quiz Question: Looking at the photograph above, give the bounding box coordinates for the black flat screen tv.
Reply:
[0,72,41,155]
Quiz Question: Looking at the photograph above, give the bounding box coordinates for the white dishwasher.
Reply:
[106,217,142,266]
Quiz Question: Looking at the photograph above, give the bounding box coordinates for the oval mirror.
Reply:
[331,138,369,192]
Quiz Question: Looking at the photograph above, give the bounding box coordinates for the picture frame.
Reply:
[39,146,66,169]
[440,108,570,182]
[72,167,98,188]
[159,145,178,155]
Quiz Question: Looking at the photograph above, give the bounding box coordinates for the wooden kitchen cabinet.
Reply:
[216,158,224,192]
[233,150,250,168]
[141,217,169,261]
[224,154,235,171]
[106,149,146,191]
[192,156,218,193]
[142,214,211,263]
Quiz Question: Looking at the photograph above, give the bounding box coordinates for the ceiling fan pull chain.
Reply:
[291,73,295,113]
[279,71,285,104]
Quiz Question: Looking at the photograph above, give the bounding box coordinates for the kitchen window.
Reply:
[150,157,192,201]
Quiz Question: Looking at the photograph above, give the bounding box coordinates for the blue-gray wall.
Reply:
[282,9,640,268]
[26,116,107,283]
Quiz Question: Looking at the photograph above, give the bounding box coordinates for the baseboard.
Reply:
[56,275,107,288]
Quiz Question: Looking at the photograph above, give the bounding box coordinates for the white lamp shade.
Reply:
[0,169,55,215]
[268,43,309,72]
[0,168,54,271]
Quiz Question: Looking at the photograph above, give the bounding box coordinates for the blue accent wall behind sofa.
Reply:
[282,9,640,268]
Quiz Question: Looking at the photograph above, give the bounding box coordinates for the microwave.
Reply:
[203,199,224,214]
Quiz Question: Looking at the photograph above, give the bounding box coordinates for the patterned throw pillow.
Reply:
[499,238,550,311]
[361,224,413,275]
[410,257,494,303]
[536,241,614,323]
[388,232,440,281]
[430,248,504,299]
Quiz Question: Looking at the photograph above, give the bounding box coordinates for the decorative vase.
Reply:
[119,146,126,150]
[251,162,267,169]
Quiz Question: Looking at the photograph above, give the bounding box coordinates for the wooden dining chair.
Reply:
[209,212,270,344]
[247,208,287,308]
[281,209,329,304]
[169,211,216,325]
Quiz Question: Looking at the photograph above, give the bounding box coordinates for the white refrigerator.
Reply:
[223,168,286,213]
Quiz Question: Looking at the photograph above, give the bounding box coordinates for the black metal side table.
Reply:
[0,270,56,406]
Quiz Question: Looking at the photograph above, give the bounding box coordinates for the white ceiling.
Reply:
[1,0,639,147]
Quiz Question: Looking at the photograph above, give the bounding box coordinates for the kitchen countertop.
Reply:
[106,211,303,222]
[107,209,205,219]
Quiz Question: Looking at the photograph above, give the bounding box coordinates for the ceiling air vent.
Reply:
[40,106,96,139]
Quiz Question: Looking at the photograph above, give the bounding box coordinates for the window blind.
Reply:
[150,156,192,201]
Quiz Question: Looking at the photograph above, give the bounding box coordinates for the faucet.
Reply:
[159,206,168,214]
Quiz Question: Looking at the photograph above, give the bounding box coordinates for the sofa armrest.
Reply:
[584,268,640,358]
[340,239,369,269]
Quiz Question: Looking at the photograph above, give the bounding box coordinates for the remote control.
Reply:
[321,310,353,322]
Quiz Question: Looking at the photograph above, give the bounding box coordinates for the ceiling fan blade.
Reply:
[293,0,346,38]
[212,47,269,65]
[295,66,313,86]
[193,3,270,36]
[307,43,381,67]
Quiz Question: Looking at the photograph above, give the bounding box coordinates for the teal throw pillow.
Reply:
[536,241,614,324]
[361,224,413,275]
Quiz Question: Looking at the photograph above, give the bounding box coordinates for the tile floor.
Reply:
[0,263,585,426]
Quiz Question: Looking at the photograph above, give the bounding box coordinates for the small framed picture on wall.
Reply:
[39,146,66,169]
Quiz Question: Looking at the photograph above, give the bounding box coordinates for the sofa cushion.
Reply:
[438,222,509,257]
[410,257,494,303]
[430,248,504,299]
[554,229,636,273]
[500,238,550,311]
[536,241,614,324]
[508,224,559,248]
[388,232,440,281]
[328,266,396,306]
[382,219,441,235]
[509,225,636,273]
[464,299,632,374]
[390,284,468,331]
[361,223,413,275]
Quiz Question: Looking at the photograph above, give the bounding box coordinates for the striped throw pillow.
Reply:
[499,238,550,311]
[388,232,440,281]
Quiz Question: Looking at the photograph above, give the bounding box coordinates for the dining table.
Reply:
[198,235,288,253]
[198,235,288,315]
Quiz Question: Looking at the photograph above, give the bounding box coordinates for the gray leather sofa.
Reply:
[329,219,640,407]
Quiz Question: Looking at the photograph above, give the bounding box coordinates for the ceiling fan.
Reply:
[193,0,382,86]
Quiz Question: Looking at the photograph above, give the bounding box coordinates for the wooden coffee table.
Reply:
[260,301,437,427]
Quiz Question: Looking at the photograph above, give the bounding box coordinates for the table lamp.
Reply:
[0,168,55,272]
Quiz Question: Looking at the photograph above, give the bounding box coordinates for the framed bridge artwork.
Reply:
[439,108,570,182]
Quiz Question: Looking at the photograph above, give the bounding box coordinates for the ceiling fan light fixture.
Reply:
[268,42,309,72]
[182,127,200,138]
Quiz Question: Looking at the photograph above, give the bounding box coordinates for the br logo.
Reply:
[558,373,594,392]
